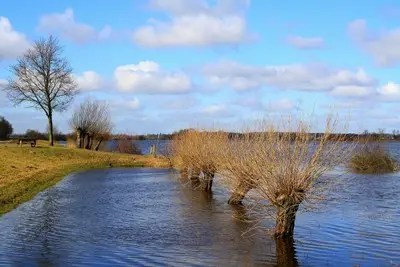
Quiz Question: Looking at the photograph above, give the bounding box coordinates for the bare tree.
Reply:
[4,36,77,146]
[70,98,112,150]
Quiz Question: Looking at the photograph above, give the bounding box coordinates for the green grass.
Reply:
[0,141,169,215]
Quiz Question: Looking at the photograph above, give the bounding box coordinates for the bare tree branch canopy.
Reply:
[3,35,77,146]
[70,98,113,150]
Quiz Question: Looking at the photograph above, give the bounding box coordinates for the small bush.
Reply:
[348,143,397,173]
[116,139,142,155]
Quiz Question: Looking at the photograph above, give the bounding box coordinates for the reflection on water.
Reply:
[1,167,400,266]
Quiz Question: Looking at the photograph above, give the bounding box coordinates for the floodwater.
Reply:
[1,168,400,266]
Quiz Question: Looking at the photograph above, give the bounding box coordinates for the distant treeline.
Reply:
[10,129,68,141]
[112,129,400,142]
[7,128,400,143]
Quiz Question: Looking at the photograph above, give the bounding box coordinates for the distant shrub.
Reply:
[0,117,13,140]
[25,129,47,140]
[348,143,397,173]
[116,139,142,155]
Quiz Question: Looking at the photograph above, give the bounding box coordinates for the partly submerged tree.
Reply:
[218,117,355,238]
[4,36,77,146]
[70,98,112,150]
[0,116,13,140]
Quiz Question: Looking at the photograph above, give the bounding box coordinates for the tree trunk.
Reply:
[275,237,298,267]
[88,136,94,149]
[203,171,214,191]
[190,167,201,187]
[94,139,103,151]
[76,129,82,148]
[84,134,90,149]
[274,202,300,238]
[228,180,252,205]
[180,167,189,180]
[47,115,54,146]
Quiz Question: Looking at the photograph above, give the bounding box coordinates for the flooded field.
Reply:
[1,167,399,266]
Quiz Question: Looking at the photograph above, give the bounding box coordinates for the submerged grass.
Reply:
[0,140,169,215]
[348,143,397,174]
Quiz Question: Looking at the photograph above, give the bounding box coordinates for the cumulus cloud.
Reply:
[232,96,263,109]
[114,61,192,94]
[377,82,400,101]
[267,99,297,111]
[202,60,375,92]
[0,17,30,60]
[287,35,324,49]
[199,103,234,117]
[160,96,198,110]
[0,79,10,107]
[37,8,113,44]
[111,97,141,110]
[330,85,374,98]
[74,71,103,91]
[132,0,254,47]
[348,19,400,67]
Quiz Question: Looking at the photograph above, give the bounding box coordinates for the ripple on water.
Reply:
[1,167,400,266]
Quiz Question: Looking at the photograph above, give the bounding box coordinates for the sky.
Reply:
[1,0,400,134]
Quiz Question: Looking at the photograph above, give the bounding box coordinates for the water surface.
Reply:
[1,168,399,266]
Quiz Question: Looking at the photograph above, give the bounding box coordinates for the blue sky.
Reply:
[1,0,400,134]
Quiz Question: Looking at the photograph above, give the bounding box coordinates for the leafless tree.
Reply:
[70,98,113,150]
[4,36,77,146]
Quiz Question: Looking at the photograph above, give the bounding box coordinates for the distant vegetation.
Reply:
[348,142,398,174]
[0,117,13,140]
[10,128,68,142]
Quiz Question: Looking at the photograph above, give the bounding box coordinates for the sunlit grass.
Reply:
[0,140,169,215]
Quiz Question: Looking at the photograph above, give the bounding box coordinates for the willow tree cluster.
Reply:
[172,117,354,238]
[70,98,112,150]
[172,130,228,191]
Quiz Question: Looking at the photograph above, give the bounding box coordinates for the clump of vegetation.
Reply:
[116,138,142,155]
[0,116,13,140]
[348,143,397,173]
[172,129,228,191]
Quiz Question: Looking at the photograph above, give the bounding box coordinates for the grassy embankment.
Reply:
[0,140,169,215]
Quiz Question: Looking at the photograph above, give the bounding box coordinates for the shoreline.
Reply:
[0,142,169,215]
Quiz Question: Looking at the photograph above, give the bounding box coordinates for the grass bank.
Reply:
[0,141,169,215]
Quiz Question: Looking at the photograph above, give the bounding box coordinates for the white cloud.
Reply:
[132,0,253,47]
[330,85,374,98]
[287,35,324,49]
[0,17,30,60]
[377,82,400,101]
[161,96,198,110]
[75,71,103,91]
[0,79,9,107]
[201,104,227,115]
[112,97,141,110]
[202,60,375,92]
[267,99,296,111]
[114,61,192,94]
[232,96,263,109]
[37,8,112,44]
[348,19,400,67]
[0,79,8,88]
